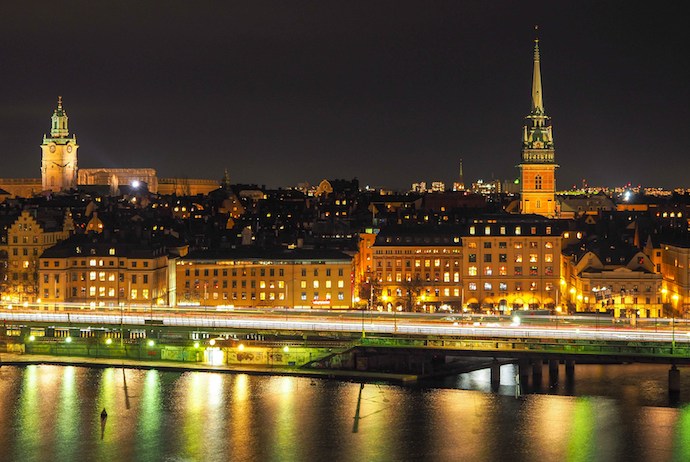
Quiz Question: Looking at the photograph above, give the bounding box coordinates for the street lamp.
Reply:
[672,293,679,352]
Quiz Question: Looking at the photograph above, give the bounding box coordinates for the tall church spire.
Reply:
[518,31,558,218]
[531,29,544,113]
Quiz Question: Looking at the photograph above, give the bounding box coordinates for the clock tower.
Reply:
[518,35,558,217]
[41,96,79,192]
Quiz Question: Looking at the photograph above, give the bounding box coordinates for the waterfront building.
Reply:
[461,216,563,311]
[561,239,662,317]
[38,234,176,308]
[1,209,74,303]
[373,216,565,313]
[373,226,463,311]
[519,37,558,217]
[176,248,353,309]
[655,241,690,316]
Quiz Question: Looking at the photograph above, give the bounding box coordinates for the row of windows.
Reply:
[467,282,554,291]
[43,287,153,300]
[182,291,346,301]
[182,267,345,277]
[43,273,153,284]
[377,259,461,268]
[42,259,153,268]
[466,241,554,249]
[468,226,553,236]
[468,266,554,276]
[468,253,553,263]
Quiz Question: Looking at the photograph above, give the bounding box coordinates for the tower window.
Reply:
[535,175,542,190]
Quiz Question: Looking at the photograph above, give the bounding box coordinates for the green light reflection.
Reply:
[566,398,596,462]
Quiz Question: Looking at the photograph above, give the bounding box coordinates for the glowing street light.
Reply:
[238,343,245,351]
[147,340,155,347]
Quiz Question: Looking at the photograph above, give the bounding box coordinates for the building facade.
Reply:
[38,236,174,308]
[1,209,74,303]
[41,97,79,192]
[176,249,353,309]
[519,38,558,217]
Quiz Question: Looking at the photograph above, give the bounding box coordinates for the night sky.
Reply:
[1,2,688,191]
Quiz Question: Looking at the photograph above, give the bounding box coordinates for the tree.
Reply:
[400,274,425,312]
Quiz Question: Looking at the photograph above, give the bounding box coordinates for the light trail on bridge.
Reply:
[2,309,688,344]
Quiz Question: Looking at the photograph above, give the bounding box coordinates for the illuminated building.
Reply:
[373,227,463,311]
[41,96,79,192]
[519,36,558,217]
[373,216,565,313]
[38,235,175,308]
[2,209,74,303]
[561,241,662,317]
[176,248,353,309]
[0,98,219,198]
[461,217,563,312]
[656,242,690,316]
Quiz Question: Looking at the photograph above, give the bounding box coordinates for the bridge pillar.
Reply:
[490,360,501,391]
[669,365,681,394]
[531,360,543,379]
[548,359,559,383]
[518,359,530,381]
[565,360,575,380]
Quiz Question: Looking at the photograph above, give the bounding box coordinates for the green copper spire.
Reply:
[50,96,69,138]
[531,30,544,113]
[522,29,554,156]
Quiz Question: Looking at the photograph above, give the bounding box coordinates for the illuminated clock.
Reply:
[67,145,73,153]
[49,145,56,153]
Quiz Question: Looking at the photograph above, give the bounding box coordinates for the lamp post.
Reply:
[672,293,679,352]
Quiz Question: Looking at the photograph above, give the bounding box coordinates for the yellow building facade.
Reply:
[38,239,173,309]
[1,209,74,303]
[177,249,353,309]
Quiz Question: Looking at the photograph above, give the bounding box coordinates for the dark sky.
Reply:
[1,2,689,190]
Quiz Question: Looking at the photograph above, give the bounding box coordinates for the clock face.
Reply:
[49,145,56,153]
[67,145,72,153]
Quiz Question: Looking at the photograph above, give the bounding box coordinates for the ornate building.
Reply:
[519,36,558,217]
[0,98,219,198]
[40,97,79,192]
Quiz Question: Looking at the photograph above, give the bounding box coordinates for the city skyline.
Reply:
[1,2,688,190]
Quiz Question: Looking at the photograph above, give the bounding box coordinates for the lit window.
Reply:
[468,266,477,276]
[484,266,492,276]
[515,226,521,235]
[469,282,477,291]
[484,282,492,290]
[469,226,475,235]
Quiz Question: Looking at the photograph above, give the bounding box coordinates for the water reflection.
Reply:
[2,365,690,461]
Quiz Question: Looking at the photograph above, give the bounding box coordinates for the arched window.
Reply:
[535,175,542,190]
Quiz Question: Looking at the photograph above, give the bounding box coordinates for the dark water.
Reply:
[1,364,690,462]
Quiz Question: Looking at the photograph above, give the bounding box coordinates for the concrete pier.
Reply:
[669,365,681,393]
[548,359,559,383]
[490,360,501,391]
[565,360,575,380]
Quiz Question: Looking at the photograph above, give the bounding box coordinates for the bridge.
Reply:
[2,306,688,392]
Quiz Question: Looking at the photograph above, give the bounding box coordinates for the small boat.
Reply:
[101,408,108,420]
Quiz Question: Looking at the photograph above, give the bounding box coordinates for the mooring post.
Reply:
[669,364,681,394]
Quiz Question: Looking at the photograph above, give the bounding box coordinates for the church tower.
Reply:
[41,96,78,192]
[518,34,558,217]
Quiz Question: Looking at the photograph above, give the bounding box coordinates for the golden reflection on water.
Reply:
[6,366,690,461]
